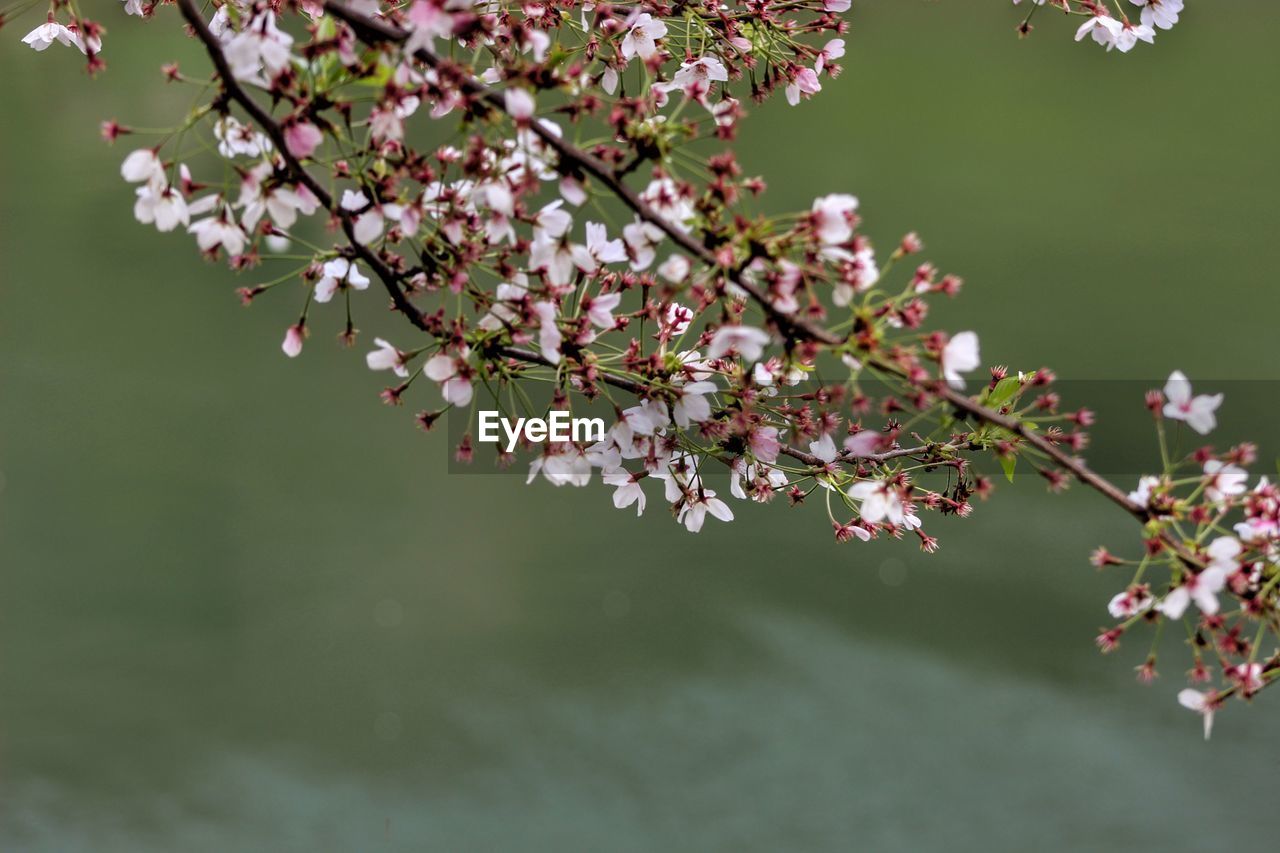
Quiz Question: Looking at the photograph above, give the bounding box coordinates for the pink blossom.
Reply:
[706,326,771,362]
[281,324,305,358]
[811,194,859,245]
[785,68,822,106]
[283,121,323,159]
[816,39,845,74]
[504,88,536,122]
[366,338,410,378]
[749,427,781,464]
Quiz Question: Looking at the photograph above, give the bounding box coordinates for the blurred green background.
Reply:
[3,2,1279,850]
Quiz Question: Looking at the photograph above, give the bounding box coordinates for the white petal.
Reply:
[423,353,456,382]
[1155,587,1190,620]
[1163,370,1191,407]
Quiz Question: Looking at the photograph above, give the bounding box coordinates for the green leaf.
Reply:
[1000,453,1017,483]
[986,376,1021,408]
[353,61,394,89]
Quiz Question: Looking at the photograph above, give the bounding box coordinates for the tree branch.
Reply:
[321,1,1184,551]
[177,0,430,332]
[321,0,840,347]
[177,0,951,475]
[181,0,1203,567]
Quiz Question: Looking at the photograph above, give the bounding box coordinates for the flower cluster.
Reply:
[1012,0,1184,53]
[14,0,152,72]
[11,0,1271,736]
[1094,371,1277,738]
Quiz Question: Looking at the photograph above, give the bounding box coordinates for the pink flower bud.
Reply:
[282,323,305,358]
[504,88,535,122]
[284,121,323,160]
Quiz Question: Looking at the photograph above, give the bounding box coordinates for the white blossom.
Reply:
[1130,0,1183,31]
[504,88,536,121]
[809,433,839,464]
[188,207,247,256]
[1113,22,1156,53]
[621,13,667,61]
[572,222,628,273]
[1108,587,1153,619]
[848,480,905,525]
[22,22,79,53]
[121,149,165,184]
[1203,460,1247,505]
[1162,371,1222,435]
[811,194,859,245]
[314,258,370,303]
[214,116,273,158]
[669,56,728,91]
[678,490,734,532]
[1155,537,1240,619]
[584,291,623,329]
[603,469,647,516]
[706,326,770,363]
[1177,689,1216,740]
[672,381,718,427]
[224,12,294,82]
[1075,15,1124,49]
[533,301,563,364]
[1127,475,1160,507]
[941,332,981,389]
[134,183,189,232]
[423,352,474,406]
[365,338,410,378]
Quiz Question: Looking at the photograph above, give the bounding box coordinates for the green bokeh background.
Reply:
[3,2,1279,850]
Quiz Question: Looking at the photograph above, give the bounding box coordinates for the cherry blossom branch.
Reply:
[322,0,1192,562]
[176,0,431,333]
[932,375,1143,518]
[16,0,1261,737]
[928,369,1206,569]
[322,0,840,348]
[179,0,946,476]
